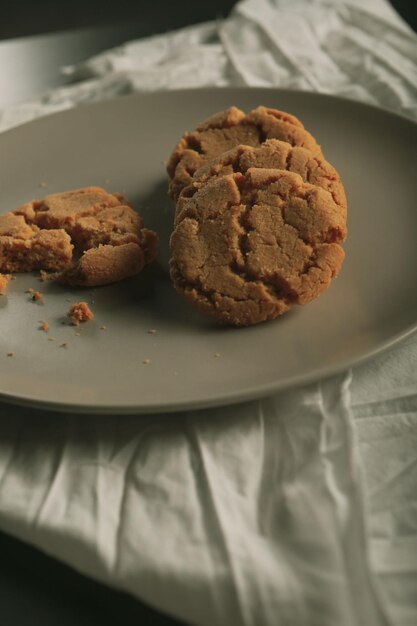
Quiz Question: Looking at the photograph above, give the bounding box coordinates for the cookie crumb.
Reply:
[67,302,94,325]
[213,352,221,358]
[39,270,55,282]
[7,352,14,357]
[39,320,49,332]
[74,332,80,336]
[0,274,12,295]
[48,337,56,342]
[147,329,157,335]
[38,181,48,188]
[142,358,151,365]
[100,325,107,330]
[26,288,42,301]
[59,342,68,349]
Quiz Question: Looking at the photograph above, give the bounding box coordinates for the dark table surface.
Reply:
[0,1,415,625]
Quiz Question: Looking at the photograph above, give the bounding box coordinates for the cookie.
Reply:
[178,139,346,217]
[5,187,158,286]
[0,212,73,273]
[170,169,346,326]
[167,106,323,200]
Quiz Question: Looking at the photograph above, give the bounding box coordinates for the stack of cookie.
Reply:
[168,106,347,326]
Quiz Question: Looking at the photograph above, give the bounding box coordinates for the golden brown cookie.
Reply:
[170,169,346,326]
[167,106,323,200]
[178,139,346,217]
[4,187,158,286]
[0,212,73,273]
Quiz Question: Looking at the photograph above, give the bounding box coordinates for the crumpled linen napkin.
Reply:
[0,374,388,626]
[1,0,416,132]
[0,1,417,625]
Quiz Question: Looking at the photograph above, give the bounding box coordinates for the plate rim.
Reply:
[1,324,416,415]
[2,86,417,138]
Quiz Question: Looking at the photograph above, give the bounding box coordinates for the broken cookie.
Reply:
[1,187,158,287]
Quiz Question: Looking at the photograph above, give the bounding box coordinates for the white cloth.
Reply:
[0,1,417,625]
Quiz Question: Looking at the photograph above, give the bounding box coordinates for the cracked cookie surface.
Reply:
[170,169,346,326]
[1,187,158,286]
[167,106,323,200]
[178,139,347,218]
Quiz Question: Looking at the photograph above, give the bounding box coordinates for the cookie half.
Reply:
[170,169,346,326]
[167,106,323,200]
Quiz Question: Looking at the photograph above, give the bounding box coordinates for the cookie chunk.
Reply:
[0,213,73,273]
[170,170,345,326]
[59,242,151,287]
[167,106,323,200]
[178,139,346,216]
[5,187,158,286]
[0,273,12,294]
[67,302,94,325]
[15,187,139,243]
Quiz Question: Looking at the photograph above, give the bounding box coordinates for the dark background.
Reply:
[0,0,415,39]
[0,1,415,625]
[1,0,239,40]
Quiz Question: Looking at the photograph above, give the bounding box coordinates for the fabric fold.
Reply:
[0,376,389,626]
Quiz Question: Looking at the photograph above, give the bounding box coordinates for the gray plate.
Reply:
[1,88,417,414]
